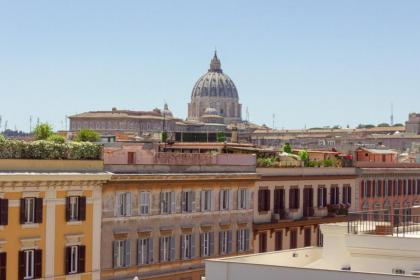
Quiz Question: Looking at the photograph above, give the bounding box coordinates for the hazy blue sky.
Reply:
[0,0,419,132]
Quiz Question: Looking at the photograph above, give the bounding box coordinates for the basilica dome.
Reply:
[187,52,242,124]
[191,53,238,99]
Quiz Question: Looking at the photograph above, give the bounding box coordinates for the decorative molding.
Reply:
[20,237,41,249]
[65,234,84,246]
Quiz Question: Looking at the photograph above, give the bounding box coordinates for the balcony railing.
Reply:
[347,207,420,237]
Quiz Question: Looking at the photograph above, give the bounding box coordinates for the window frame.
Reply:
[24,249,35,280]
[24,198,35,224]
[139,191,150,215]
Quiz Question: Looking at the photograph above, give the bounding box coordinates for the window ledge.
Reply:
[67,221,82,226]
[0,226,4,231]
[22,223,39,229]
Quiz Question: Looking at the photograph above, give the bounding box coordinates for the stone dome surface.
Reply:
[191,52,238,99]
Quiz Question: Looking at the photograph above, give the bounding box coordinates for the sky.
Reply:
[0,0,419,132]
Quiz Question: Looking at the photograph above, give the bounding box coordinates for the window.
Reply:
[304,228,311,247]
[65,245,85,274]
[200,232,214,257]
[290,229,298,249]
[182,191,196,213]
[0,252,5,280]
[317,186,327,208]
[237,229,249,252]
[219,231,232,255]
[159,236,175,262]
[66,196,86,221]
[274,231,283,251]
[258,231,267,253]
[258,188,270,212]
[113,240,130,268]
[274,188,285,213]
[201,190,212,212]
[18,249,41,280]
[237,189,248,210]
[160,191,176,214]
[219,189,230,211]
[181,234,195,260]
[289,188,300,210]
[115,192,131,217]
[139,192,150,215]
[127,152,135,164]
[137,238,153,265]
[330,185,339,205]
[20,197,42,224]
[317,228,324,247]
[342,185,352,204]
[0,198,8,225]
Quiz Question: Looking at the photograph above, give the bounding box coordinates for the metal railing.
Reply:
[347,206,420,237]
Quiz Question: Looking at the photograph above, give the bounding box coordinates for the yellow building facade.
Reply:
[0,160,111,280]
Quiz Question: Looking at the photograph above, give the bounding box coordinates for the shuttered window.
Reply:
[219,231,232,255]
[0,199,8,225]
[65,245,85,274]
[137,238,153,265]
[258,189,270,212]
[273,189,285,213]
[237,189,248,210]
[160,191,176,214]
[304,228,311,247]
[200,232,214,257]
[274,231,283,251]
[342,185,351,204]
[113,240,130,268]
[200,190,212,212]
[20,198,42,224]
[289,188,300,210]
[181,234,195,260]
[115,192,131,217]
[236,229,249,252]
[159,236,175,262]
[258,231,267,253]
[219,189,230,211]
[0,252,6,280]
[181,191,196,213]
[18,249,42,280]
[65,196,86,222]
[330,185,339,205]
[139,192,150,215]
[317,186,327,208]
[290,229,298,249]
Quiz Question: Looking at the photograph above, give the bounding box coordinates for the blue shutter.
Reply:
[191,191,196,212]
[170,237,176,261]
[191,234,195,258]
[170,192,176,213]
[112,241,118,268]
[181,235,185,259]
[227,231,232,253]
[209,232,214,256]
[148,238,153,264]
[125,240,131,267]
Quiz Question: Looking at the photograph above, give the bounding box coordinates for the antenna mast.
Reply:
[390,103,394,126]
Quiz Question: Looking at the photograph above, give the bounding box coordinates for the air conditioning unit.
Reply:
[272,213,280,222]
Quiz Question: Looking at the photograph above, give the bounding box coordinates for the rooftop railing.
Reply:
[347,206,420,237]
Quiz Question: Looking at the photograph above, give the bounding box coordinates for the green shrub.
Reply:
[282,143,292,153]
[216,132,226,142]
[47,134,66,144]
[34,123,54,140]
[75,129,100,142]
[0,135,5,143]
[0,139,102,160]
